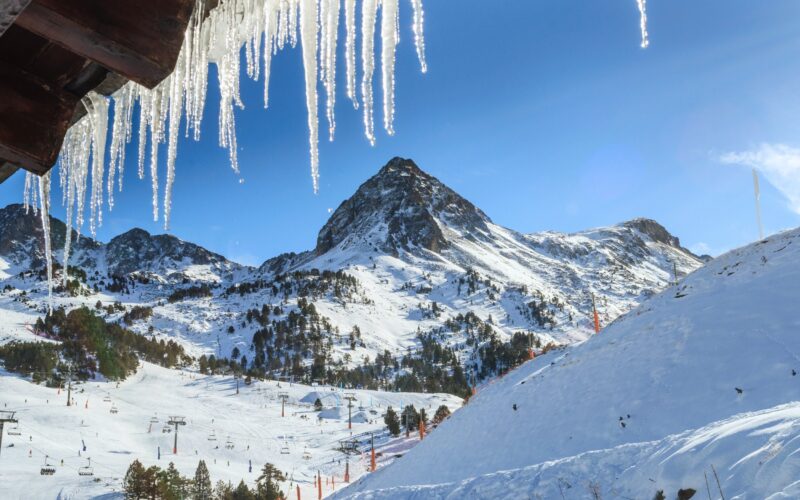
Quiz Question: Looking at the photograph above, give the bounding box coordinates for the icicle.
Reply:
[263,0,279,108]
[636,0,649,48]
[61,160,75,288]
[108,84,135,202]
[300,0,320,191]
[410,0,427,73]
[344,0,358,109]
[84,93,109,238]
[164,51,186,229]
[33,0,429,241]
[149,86,164,222]
[381,0,399,135]
[361,0,379,146]
[23,172,34,213]
[321,0,339,140]
[38,172,53,313]
[137,87,150,180]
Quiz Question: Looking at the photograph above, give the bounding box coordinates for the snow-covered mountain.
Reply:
[0,157,703,372]
[336,226,800,499]
[0,203,243,284]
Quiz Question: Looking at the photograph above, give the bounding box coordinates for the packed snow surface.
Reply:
[0,362,460,499]
[336,227,800,499]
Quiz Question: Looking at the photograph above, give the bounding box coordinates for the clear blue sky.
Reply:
[3,0,800,265]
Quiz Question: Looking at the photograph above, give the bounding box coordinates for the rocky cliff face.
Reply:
[316,157,491,257]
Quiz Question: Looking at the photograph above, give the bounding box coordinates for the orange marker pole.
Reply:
[296,485,301,500]
[317,472,322,500]
[592,293,600,334]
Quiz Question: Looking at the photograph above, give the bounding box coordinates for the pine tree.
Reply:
[384,406,401,436]
[256,463,286,500]
[123,459,147,499]
[193,460,212,500]
[432,405,451,426]
[232,480,255,500]
[157,462,185,500]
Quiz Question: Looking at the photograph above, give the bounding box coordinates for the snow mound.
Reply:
[337,227,800,499]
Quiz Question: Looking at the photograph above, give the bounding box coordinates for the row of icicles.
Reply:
[22,0,649,312]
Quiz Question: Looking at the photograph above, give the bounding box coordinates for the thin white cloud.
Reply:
[720,143,800,215]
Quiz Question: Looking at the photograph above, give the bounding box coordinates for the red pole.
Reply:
[370,436,376,472]
[317,472,322,500]
[296,485,301,500]
[592,294,601,334]
[419,419,425,440]
[345,461,350,482]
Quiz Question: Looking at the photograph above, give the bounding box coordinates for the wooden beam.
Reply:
[0,60,78,175]
[0,162,19,184]
[15,0,195,89]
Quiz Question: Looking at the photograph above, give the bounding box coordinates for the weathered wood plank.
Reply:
[15,0,195,88]
[0,162,19,184]
[0,60,77,175]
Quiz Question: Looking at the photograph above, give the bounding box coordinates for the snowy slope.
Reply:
[336,227,800,499]
[0,360,460,499]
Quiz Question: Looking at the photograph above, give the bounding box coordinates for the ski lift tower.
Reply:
[0,410,18,457]
[167,416,186,454]
[278,392,289,417]
[344,392,357,430]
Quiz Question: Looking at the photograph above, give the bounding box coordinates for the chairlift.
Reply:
[40,455,56,476]
[162,425,172,433]
[225,437,234,450]
[149,416,159,424]
[102,395,111,403]
[7,423,21,436]
[78,458,94,476]
[280,442,290,455]
[302,448,312,460]
[109,405,119,414]
[208,430,217,441]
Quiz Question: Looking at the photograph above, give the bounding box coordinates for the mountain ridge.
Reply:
[0,158,705,375]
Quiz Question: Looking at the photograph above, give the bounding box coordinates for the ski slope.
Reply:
[336,227,800,499]
[0,362,460,499]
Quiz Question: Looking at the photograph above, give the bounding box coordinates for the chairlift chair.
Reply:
[40,456,56,476]
[162,425,172,433]
[208,430,217,441]
[302,449,312,460]
[280,442,290,454]
[149,416,159,424]
[78,458,93,476]
[225,437,234,450]
[109,405,119,414]
[7,424,21,436]
[103,395,111,403]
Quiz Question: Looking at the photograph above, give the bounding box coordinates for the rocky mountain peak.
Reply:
[315,157,491,256]
[622,218,684,249]
[0,203,97,267]
[106,227,234,277]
